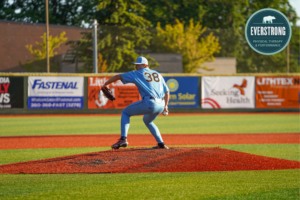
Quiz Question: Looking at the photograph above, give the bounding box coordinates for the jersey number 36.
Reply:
[144,72,160,82]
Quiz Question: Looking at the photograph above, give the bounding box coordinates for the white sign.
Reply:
[201,76,255,108]
[28,76,84,109]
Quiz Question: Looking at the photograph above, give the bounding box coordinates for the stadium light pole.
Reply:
[46,0,50,73]
[93,19,98,74]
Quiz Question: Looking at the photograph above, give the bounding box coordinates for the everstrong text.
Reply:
[250,26,285,36]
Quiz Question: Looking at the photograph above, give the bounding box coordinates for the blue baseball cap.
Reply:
[132,56,148,65]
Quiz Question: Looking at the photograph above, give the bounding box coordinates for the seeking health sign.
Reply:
[28,76,84,109]
[202,76,255,108]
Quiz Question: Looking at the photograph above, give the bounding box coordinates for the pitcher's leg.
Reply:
[121,111,130,138]
[143,113,163,143]
[121,100,148,138]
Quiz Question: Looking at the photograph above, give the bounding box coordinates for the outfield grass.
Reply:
[0,170,299,199]
[0,114,299,136]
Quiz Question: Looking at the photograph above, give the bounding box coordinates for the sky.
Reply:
[289,0,300,26]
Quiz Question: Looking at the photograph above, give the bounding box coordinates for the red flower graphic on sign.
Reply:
[233,79,247,95]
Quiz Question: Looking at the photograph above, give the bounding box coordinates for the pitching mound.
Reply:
[0,147,299,174]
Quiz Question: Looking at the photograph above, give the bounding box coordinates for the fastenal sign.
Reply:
[202,77,255,108]
[28,76,84,109]
[245,8,292,55]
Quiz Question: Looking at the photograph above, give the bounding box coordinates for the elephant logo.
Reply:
[262,16,276,23]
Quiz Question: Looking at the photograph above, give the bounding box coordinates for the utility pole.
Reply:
[46,0,50,73]
[287,43,289,73]
[286,14,293,73]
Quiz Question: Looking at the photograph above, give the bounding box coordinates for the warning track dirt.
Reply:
[0,133,299,150]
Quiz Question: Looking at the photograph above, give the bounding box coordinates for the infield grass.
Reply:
[0,114,299,136]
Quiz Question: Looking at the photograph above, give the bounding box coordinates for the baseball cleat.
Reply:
[111,139,129,149]
[152,145,169,149]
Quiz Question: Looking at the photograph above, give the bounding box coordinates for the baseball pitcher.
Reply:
[102,56,170,149]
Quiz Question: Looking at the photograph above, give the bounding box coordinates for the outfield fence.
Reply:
[0,73,299,115]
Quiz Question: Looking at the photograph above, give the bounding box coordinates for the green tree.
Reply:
[0,0,100,27]
[20,32,67,72]
[140,0,246,29]
[141,0,299,73]
[67,0,158,73]
[152,19,220,73]
[234,0,299,72]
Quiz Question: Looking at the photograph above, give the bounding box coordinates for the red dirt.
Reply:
[0,133,298,150]
[0,147,299,174]
[0,112,298,118]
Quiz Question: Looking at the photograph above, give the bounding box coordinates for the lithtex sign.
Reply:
[88,77,140,109]
[201,76,255,108]
[28,76,84,109]
[256,77,300,108]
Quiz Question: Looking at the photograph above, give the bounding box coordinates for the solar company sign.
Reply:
[245,8,292,55]
[28,76,84,109]
[164,77,199,108]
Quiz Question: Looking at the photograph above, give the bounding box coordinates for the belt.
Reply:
[144,96,164,100]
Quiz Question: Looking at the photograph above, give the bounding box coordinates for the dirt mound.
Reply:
[0,147,299,174]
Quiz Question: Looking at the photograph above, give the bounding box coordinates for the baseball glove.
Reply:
[101,86,115,101]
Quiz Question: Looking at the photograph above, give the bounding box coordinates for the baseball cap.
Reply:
[132,56,148,65]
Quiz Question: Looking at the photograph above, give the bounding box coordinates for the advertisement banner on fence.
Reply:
[163,77,198,108]
[28,76,84,109]
[88,77,141,109]
[256,76,300,108]
[202,76,255,108]
[0,77,24,109]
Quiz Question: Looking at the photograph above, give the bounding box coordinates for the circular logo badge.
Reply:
[166,79,179,92]
[245,8,292,55]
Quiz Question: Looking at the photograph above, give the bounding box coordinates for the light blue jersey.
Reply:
[118,67,169,144]
[120,68,169,99]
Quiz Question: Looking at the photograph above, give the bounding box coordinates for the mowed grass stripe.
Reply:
[0,144,299,165]
[1,114,299,136]
[201,188,300,200]
[0,170,299,199]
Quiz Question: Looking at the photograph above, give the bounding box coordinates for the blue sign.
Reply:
[28,97,83,109]
[164,77,199,108]
[28,76,84,109]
